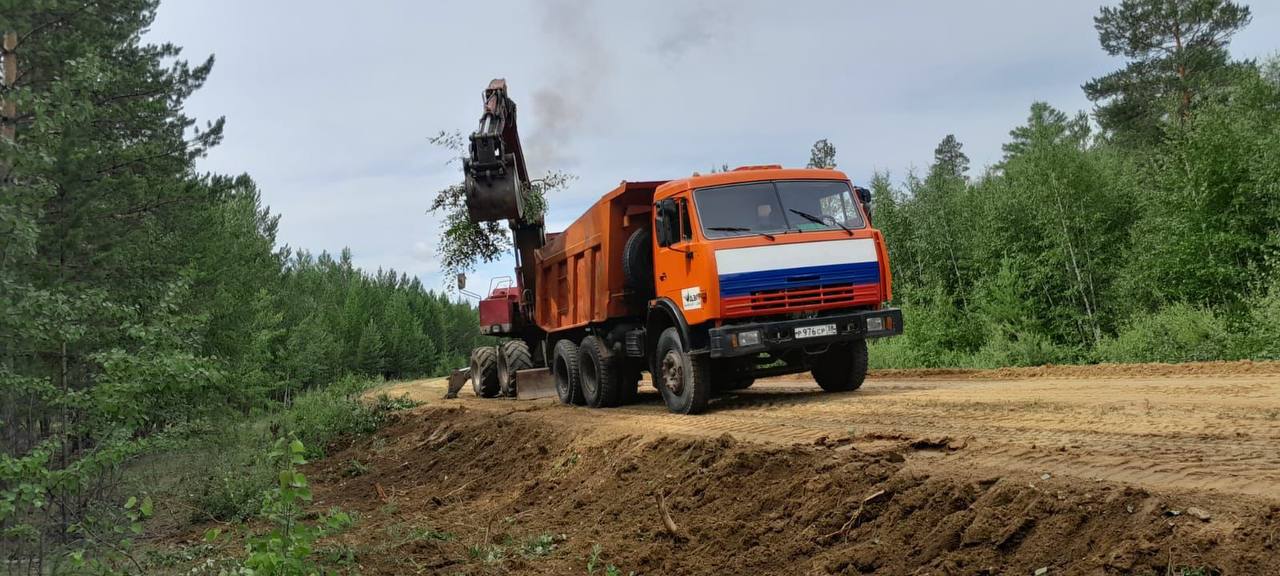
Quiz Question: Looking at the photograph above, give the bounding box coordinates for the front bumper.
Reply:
[708,308,903,358]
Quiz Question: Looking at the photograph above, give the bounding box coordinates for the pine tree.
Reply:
[355,319,387,377]
[931,135,969,180]
[1084,0,1252,143]
[806,139,837,169]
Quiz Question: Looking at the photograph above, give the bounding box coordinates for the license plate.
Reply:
[795,324,837,339]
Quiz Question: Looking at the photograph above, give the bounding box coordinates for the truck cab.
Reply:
[641,166,902,412]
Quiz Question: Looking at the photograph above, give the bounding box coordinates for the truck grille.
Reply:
[721,283,880,318]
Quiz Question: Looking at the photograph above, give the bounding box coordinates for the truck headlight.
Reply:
[737,330,761,347]
[865,316,884,332]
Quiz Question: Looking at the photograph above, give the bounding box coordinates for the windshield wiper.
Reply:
[707,226,775,241]
[788,209,853,236]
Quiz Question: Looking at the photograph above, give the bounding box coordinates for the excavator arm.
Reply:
[463,79,530,222]
[462,79,544,335]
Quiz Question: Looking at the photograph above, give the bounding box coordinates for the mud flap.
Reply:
[514,367,557,400]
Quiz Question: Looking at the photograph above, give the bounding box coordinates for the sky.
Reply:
[145,1,1280,297]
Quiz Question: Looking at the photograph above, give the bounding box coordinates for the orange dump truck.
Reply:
[459,81,902,414]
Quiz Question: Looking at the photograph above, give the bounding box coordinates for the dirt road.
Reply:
[374,361,1280,499]
[318,362,1280,574]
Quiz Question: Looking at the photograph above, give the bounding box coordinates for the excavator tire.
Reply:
[497,340,534,397]
[552,339,584,406]
[812,339,869,392]
[470,346,500,398]
[623,227,654,299]
[578,335,620,408]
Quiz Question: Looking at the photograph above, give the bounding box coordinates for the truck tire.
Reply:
[578,335,621,408]
[552,339,585,406]
[654,327,711,414]
[497,340,534,397]
[622,227,654,299]
[470,346,500,398]
[812,339,869,392]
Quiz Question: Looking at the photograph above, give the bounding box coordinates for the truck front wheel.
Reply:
[811,339,869,392]
[470,346,500,398]
[578,335,620,408]
[654,327,711,414]
[552,339,585,406]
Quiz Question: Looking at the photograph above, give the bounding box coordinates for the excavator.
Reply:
[444,79,553,399]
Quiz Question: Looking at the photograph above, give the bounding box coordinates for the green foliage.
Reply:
[427,131,574,279]
[806,138,837,169]
[868,47,1280,369]
[1085,0,1253,143]
[2,2,480,567]
[236,438,354,576]
[1095,303,1232,363]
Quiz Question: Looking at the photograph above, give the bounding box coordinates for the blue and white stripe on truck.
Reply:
[715,237,880,297]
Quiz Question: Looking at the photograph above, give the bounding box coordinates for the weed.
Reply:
[519,533,564,558]
[467,544,506,564]
[374,392,421,412]
[345,458,370,477]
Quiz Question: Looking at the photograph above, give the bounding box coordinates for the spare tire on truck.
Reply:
[623,227,654,301]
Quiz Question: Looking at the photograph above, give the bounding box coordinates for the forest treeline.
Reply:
[846,1,1280,368]
[1,1,481,569]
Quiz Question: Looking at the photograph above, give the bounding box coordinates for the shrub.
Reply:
[1095,303,1232,363]
[280,376,383,458]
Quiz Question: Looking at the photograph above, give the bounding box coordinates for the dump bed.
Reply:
[534,181,663,333]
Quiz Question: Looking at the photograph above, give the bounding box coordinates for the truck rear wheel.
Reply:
[552,339,584,406]
[812,339,869,392]
[497,340,533,397]
[470,346,500,398]
[654,327,710,414]
[578,335,620,408]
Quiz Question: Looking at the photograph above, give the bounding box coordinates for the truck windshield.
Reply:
[695,180,866,239]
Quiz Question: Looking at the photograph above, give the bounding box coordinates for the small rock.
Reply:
[1034,567,1049,576]
[1164,509,1182,517]
[1126,504,1134,514]
[1041,473,1052,480]
[1186,507,1211,521]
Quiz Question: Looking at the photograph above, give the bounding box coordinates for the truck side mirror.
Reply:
[655,199,679,247]
[854,186,873,219]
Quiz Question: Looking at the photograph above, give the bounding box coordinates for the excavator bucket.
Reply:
[462,79,529,223]
[514,368,557,400]
[442,367,471,399]
[463,153,524,222]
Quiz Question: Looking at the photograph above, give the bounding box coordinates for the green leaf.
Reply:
[124,496,137,509]
[140,495,153,517]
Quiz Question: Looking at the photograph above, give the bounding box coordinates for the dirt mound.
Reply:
[869,359,1280,381]
[307,406,1279,575]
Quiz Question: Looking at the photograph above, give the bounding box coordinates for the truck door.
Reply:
[654,196,709,323]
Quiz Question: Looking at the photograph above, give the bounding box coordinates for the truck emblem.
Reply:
[681,287,703,311]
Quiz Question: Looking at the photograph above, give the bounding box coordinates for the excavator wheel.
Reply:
[552,339,584,406]
[578,335,620,408]
[623,227,655,300]
[470,346,500,398]
[497,340,533,397]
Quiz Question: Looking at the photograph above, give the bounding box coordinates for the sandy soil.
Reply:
[371,361,1280,499]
